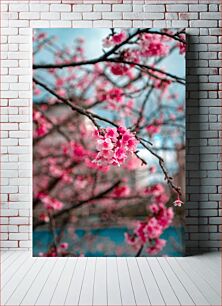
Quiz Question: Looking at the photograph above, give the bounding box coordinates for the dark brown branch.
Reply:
[33,180,121,229]
[136,244,144,257]
[105,59,185,85]
[33,77,118,129]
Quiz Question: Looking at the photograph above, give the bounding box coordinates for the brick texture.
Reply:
[0,0,221,254]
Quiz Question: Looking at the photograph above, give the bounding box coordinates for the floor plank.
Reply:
[137,258,165,305]
[64,258,87,306]
[5,258,45,305]
[2,252,22,273]
[21,259,56,305]
[78,257,96,306]
[107,258,122,306]
[117,257,136,306]
[195,253,220,274]
[147,258,180,305]
[187,256,221,295]
[93,257,107,306]
[157,257,195,305]
[1,256,36,305]
[1,252,30,289]
[167,257,210,305]
[35,259,66,305]
[176,257,221,305]
[127,257,150,305]
[0,251,14,263]
[50,258,77,305]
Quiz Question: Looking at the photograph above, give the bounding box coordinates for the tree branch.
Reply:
[33,180,121,229]
[33,77,118,129]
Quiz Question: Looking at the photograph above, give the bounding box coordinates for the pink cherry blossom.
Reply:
[124,232,138,246]
[103,31,127,48]
[56,77,65,87]
[173,197,184,207]
[146,217,163,239]
[93,126,138,167]
[39,212,49,223]
[60,242,69,249]
[112,32,127,44]
[97,138,114,151]
[145,122,161,136]
[97,87,124,110]
[113,185,130,197]
[125,183,174,255]
[149,166,156,174]
[39,194,64,211]
[177,42,186,54]
[140,33,170,57]
[110,63,130,76]
[177,34,186,55]
[146,238,166,255]
[34,87,41,96]
[149,203,159,214]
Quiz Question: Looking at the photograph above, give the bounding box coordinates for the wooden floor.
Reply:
[1,251,221,306]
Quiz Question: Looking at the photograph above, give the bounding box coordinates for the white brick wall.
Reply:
[1,0,221,254]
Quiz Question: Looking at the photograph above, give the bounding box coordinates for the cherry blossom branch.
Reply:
[139,139,182,196]
[105,59,185,85]
[33,160,78,209]
[147,29,186,44]
[33,77,118,129]
[34,56,185,85]
[33,77,182,199]
[33,180,121,229]
[33,29,185,70]
[33,112,74,144]
[34,105,71,143]
[33,77,182,198]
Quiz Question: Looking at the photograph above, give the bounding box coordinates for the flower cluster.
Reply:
[37,193,64,211]
[109,62,130,76]
[108,49,140,77]
[97,87,124,110]
[125,204,174,255]
[125,184,174,255]
[93,126,138,167]
[63,141,87,161]
[113,185,130,197]
[145,119,162,137]
[150,69,172,92]
[33,110,52,138]
[103,31,127,48]
[177,34,186,55]
[49,162,73,184]
[139,33,170,57]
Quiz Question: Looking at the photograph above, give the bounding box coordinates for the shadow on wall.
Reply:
[185,34,201,256]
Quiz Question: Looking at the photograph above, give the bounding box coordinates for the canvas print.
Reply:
[33,28,186,257]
